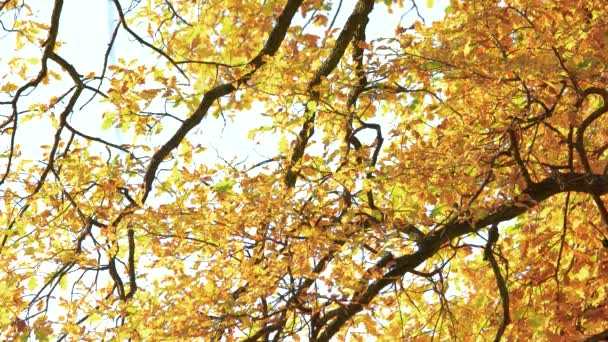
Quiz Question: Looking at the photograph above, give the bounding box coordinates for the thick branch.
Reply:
[141,0,304,202]
[508,128,533,186]
[573,87,608,231]
[585,329,608,342]
[284,0,375,188]
[0,0,63,187]
[574,87,608,175]
[29,52,83,197]
[484,224,510,342]
[316,172,608,341]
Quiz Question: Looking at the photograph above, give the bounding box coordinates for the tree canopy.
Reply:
[1,0,608,340]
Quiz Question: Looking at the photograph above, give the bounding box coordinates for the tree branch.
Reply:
[284,0,375,188]
[141,0,304,202]
[484,224,510,342]
[316,172,608,341]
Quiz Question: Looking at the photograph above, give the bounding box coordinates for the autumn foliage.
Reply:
[2,0,608,340]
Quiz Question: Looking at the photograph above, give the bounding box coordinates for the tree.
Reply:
[1,0,608,340]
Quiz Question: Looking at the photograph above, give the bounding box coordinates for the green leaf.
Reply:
[59,275,67,291]
[28,276,38,291]
[213,179,236,193]
[463,38,472,57]
[306,100,317,112]
[422,61,443,71]
[34,328,51,342]
[101,112,115,130]
[529,313,543,329]
[426,0,434,8]
[429,205,445,219]
[574,265,590,281]
[505,222,523,236]
[247,125,274,140]
[278,135,289,154]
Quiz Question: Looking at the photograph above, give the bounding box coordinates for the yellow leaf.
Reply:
[1,82,18,92]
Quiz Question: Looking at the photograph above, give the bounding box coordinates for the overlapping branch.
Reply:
[314,172,608,341]
[284,0,375,188]
[574,87,608,231]
[0,0,64,188]
[141,0,304,202]
[244,2,376,339]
